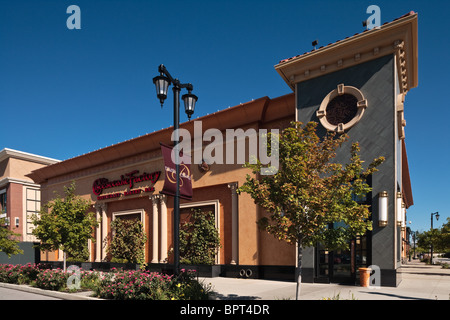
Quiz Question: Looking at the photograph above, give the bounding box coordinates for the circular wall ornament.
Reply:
[316,84,367,133]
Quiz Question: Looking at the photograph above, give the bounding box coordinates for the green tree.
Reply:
[179,209,221,265]
[0,216,23,257]
[107,218,147,266]
[238,122,384,299]
[438,217,450,254]
[417,217,450,255]
[32,182,98,271]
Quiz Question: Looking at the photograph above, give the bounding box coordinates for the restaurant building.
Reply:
[28,12,418,286]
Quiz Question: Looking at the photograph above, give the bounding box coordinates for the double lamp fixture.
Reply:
[378,191,406,228]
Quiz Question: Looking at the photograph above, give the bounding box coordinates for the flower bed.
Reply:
[35,268,68,291]
[93,268,209,300]
[0,263,49,285]
[0,263,210,299]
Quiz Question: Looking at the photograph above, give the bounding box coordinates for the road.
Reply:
[433,257,450,265]
[0,286,61,300]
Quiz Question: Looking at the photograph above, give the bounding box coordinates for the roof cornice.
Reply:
[275,12,418,94]
[27,94,295,184]
[0,148,60,165]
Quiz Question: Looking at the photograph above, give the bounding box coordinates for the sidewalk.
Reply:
[201,259,450,300]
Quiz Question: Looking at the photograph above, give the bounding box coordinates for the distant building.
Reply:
[0,148,59,263]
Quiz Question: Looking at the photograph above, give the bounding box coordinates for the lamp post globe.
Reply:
[153,75,170,107]
[182,92,198,120]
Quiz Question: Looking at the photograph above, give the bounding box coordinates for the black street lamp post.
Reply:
[153,64,197,276]
[430,212,439,265]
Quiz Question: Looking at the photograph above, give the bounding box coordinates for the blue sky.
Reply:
[1,0,449,233]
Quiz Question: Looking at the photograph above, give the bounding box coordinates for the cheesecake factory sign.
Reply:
[92,170,161,200]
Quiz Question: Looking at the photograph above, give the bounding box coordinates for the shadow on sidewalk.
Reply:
[403,272,450,277]
[363,291,432,300]
[210,292,260,300]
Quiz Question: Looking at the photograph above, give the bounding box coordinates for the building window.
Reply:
[26,188,41,236]
[180,200,220,264]
[0,190,6,217]
[326,94,358,126]
[316,83,368,133]
[112,209,145,225]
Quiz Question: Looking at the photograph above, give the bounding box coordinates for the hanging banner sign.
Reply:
[160,142,192,200]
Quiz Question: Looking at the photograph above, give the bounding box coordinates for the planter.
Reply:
[81,262,93,270]
[180,264,222,278]
[109,262,140,271]
[358,267,371,287]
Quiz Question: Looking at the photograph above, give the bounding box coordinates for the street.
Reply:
[0,286,61,300]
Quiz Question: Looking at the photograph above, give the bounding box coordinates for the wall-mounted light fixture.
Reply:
[15,217,19,228]
[378,191,388,227]
[401,203,406,230]
[396,192,403,227]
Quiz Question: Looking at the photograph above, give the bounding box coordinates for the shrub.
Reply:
[93,269,210,300]
[0,263,210,300]
[0,263,50,285]
[107,218,147,266]
[80,270,102,290]
[35,269,68,291]
[171,269,211,300]
[179,209,221,265]
[94,269,172,300]
[0,264,21,284]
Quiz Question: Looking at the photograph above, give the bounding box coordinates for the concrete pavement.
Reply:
[201,259,450,300]
[0,259,448,300]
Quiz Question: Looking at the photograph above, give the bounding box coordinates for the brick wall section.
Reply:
[8,182,23,242]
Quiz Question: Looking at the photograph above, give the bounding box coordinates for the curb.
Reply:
[0,282,102,300]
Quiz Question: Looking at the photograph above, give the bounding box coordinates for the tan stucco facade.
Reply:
[29,94,296,268]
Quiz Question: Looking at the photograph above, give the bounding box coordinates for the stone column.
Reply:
[95,204,102,262]
[160,194,168,263]
[151,195,159,263]
[228,182,238,265]
[88,239,93,262]
[58,249,63,262]
[100,203,108,261]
